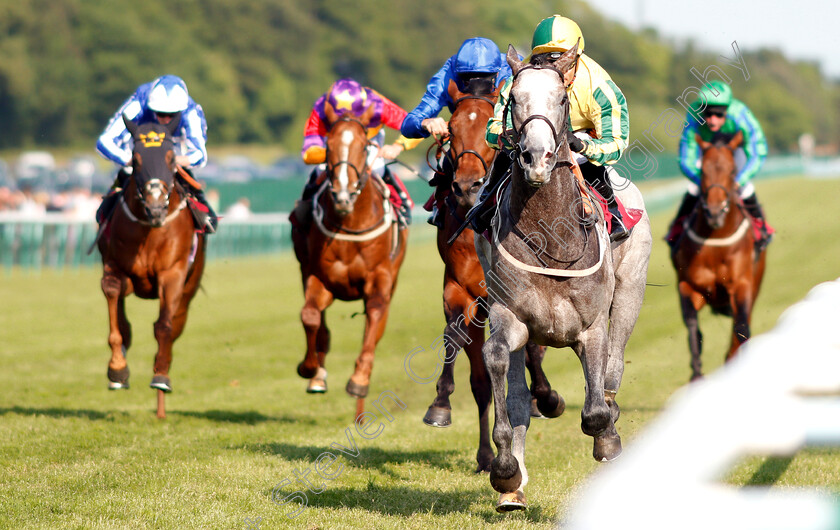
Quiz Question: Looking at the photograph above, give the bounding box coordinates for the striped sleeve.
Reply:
[485,77,513,150]
[678,117,702,184]
[581,80,628,166]
[732,102,767,185]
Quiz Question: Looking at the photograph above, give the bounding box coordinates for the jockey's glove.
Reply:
[566,130,585,153]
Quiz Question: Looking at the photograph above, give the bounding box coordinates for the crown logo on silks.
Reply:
[327,79,369,116]
[139,131,166,148]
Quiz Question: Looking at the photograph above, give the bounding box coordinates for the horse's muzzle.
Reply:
[144,204,169,226]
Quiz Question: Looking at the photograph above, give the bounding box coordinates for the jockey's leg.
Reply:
[177,168,218,233]
[381,166,413,226]
[469,151,513,234]
[96,167,132,224]
[581,162,629,242]
[427,155,454,228]
[740,183,773,249]
[291,168,322,231]
[665,189,700,246]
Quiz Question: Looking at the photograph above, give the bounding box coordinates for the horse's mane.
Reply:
[710,132,737,148]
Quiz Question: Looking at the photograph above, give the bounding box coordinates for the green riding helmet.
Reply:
[692,79,732,113]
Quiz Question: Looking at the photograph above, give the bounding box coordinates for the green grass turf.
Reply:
[0,176,838,529]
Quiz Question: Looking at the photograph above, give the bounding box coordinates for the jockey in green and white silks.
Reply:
[667,79,773,247]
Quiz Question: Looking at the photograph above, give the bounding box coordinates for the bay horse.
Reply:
[423,79,566,473]
[291,101,408,420]
[474,45,652,511]
[670,131,767,381]
[98,115,207,419]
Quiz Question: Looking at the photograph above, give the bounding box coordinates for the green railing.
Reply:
[0,213,293,271]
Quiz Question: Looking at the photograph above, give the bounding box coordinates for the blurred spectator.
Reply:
[224,197,252,220]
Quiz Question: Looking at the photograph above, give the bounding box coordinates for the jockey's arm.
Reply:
[301,107,328,165]
[678,121,703,184]
[400,57,454,139]
[485,77,514,151]
[731,103,768,186]
[576,80,629,166]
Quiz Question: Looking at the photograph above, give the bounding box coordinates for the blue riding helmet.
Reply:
[453,37,502,90]
[147,75,189,114]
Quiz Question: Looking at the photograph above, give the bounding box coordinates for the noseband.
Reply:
[326,115,370,202]
[502,64,568,167]
[444,94,497,177]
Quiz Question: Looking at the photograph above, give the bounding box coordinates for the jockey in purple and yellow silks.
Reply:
[294,78,421,228]
[472,15,631,242]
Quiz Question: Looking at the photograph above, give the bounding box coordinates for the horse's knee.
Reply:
[301,306,321,330]
[153,319,173,341]
[108,331,123,351]
[101,275,122,298]
[581,402,611,437]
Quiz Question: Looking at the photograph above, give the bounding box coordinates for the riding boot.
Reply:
[382,168,412,227]
[428,156,454,229]
[582,163,628,242]
[96,167,131,224]
[177,168,218,233]
[742,192,774,251]
[292,169,322,232]
[665,192,699,246]
[469,152,512,234]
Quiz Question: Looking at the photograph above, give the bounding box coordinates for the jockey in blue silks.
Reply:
[401,37,514,227]
[96,75,218,233]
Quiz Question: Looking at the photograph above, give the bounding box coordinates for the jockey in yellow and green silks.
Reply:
[667,79,773,248]
[476,15,631,242]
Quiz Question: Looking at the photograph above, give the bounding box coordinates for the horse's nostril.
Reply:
[451,183,463,197]
[522,152,532,165]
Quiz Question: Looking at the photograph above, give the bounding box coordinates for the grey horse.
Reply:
[475,45,652,512]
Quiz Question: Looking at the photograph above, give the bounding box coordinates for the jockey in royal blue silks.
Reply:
[400,37,514,228]
[95,75,218,233]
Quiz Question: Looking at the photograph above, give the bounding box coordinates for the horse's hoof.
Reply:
[297,362,318,379]
[422,406,452,427]
[496,490,527,513]
[593,433,622,462]
[345,379,368,398]
[107,366,130,390]
[537,390,566,418]
[150,375,172,393]
[489,455,522,493]
[306,367,328,393]
[530,398,545,418]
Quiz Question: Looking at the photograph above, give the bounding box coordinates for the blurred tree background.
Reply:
[0,0,837,156]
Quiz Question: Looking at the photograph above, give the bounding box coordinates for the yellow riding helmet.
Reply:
[530,15,585,56]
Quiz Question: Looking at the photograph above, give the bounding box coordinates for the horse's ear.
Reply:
[728,130,744,150]
[359,102,375,127]
[447,78,466,102]
[507,45,523,76]
[695,133,712,151]
[165,112,182,136]
[324,100,339,126]
[555,43,580,74]
[123,113,138,137]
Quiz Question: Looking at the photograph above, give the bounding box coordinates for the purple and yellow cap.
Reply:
[326,78,370,116]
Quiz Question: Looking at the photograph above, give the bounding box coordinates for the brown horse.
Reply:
[422,80,565,473]
[670,131,767,381]
[98,115,207,419]
[292,101,408,420]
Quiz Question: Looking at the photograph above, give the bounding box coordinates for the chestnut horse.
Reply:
[98,115,207,419]
[423,80,565,473]
[670,131,767,381]
[292,102,408,419]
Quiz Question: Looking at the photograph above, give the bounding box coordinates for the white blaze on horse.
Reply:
[475,45,652,512]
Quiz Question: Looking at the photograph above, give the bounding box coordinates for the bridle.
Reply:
[501,64,570,168]
[325,115,370,204]
[446,94,497,176]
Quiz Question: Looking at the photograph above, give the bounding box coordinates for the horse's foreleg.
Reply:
[525,342,565,418]
[484,304,528,496]
[305,312,331,393]
[102,267,131,390]
[679,281,706,381]
[503,346,531,508]
[465,317,493,473]
[347,289,392,404]
[423,290,475,428]
[727,281,754,362]
[151,268,187,395]
[298,276,334,381]
[574,323,618,462]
